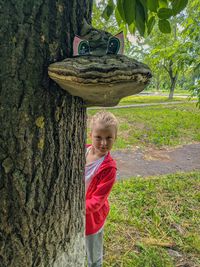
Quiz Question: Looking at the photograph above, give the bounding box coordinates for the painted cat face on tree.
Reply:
[73,32,124,56]
[48,20,152,107]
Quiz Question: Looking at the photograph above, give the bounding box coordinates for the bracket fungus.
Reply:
[48,21,152,107]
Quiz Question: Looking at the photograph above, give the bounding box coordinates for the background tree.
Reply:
[143,17,190,99]
[143,0,199,100]
[0,1,92,266]
[181,0,200,104]
[97,0,200,103]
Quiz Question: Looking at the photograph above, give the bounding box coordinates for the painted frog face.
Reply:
[73,32,124,56]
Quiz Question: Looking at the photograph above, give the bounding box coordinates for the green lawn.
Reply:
[142,89,191,95]
[104,172,200,267]
[87,102,200,149]
[118,95,194,106]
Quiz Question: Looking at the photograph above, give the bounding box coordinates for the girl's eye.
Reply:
[107,37,120,55]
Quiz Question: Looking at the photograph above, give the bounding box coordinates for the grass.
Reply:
[87,102,200,149]
[144,89,191,95]
[118,95,194,106]
[104,172,200,267]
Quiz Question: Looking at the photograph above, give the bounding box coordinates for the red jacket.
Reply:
[85,145,117,235]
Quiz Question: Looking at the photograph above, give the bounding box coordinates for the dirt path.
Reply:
[111,143,200,179]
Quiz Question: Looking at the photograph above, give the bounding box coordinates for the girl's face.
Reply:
[91,123,116,156]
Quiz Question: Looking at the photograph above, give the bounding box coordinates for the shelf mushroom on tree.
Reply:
[48,20,152,107]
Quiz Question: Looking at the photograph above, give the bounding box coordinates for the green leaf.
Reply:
[135,0,146,36]
[147,0,159,12]
[139,0,148,22]
[159,0,168,8]
[158,19,171,33]
[147,16,156,34]
[157,8,173,19]
[102,0,115,20]
[115,6,123,26]
[102,6,113,20]
[123,0,136,25]
[117,0,126,22]
[122,24,128,36]
[128,23,136,34]
[171,0,188,15]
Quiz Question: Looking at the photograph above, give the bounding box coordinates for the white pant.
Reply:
[86,228,104,267]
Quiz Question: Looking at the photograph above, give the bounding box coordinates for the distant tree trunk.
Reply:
[155,74,161,91]
[169,72,178,99]
[164,60,178,100]
[0,1,92,266]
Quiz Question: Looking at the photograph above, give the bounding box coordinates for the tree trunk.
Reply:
[168,73,178,99]
[165,60,178,100]
[155,74,161,91]
[0,1,92,266]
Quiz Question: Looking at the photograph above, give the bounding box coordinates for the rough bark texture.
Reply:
[0,0,92,266]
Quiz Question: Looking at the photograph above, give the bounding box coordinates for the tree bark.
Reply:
[168,61,178,100]
[155,74,161,91]
[163,60,178,100]
[168,73,178,99]
[0,1,92,266]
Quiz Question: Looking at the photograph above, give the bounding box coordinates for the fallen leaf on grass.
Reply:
[140,237,176,248]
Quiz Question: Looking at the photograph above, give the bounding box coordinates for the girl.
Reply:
[85,111,118,267]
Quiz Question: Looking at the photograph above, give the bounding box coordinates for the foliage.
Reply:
[92,1,118,33]
[99,0,188,36]
[92,0,200,103]
[180,0,200,105]
[125,0,200,102]
[104,172,200,266]
[142,17,187,98]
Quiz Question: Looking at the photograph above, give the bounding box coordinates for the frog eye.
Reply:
[107,32,124,55]
[73,36,90,56]
[107,37,120,54]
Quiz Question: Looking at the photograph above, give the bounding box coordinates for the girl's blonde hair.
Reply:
[90,111,118,135]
